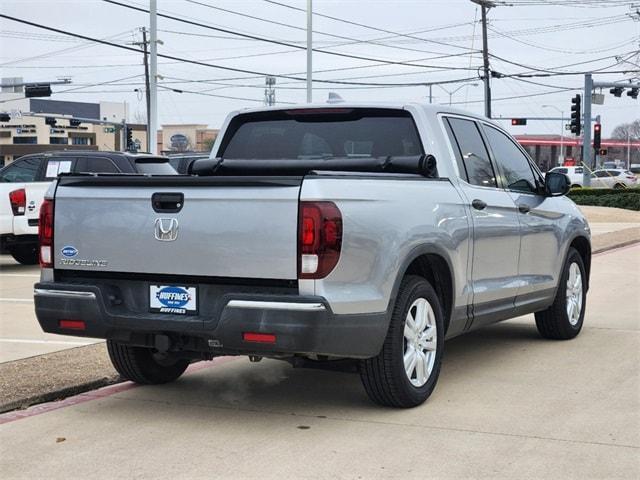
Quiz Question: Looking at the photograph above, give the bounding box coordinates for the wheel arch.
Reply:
[387,244,455,334]
[568,235,591,290]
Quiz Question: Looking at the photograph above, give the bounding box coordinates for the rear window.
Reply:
[219,108,423,160]
[135,157,177,175]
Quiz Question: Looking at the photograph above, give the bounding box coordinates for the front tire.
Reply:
[359,275,444,408]
[107,340,189,384]
[535,248,587,340]
[10,244,39,265]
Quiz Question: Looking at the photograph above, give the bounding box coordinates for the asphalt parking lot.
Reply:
[0,243,638,479]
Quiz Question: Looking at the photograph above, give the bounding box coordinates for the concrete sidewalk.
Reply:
[0,244,637,479]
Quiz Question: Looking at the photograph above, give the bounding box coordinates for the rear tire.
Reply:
[613,183,625,189]
[10,244,38,265]
[535,248,587,340]
[359,275,444,408]
[107,340,189,384]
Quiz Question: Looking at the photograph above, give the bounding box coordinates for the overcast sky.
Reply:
[1,0,639,136]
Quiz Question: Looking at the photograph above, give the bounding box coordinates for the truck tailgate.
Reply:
[53,176,302,279]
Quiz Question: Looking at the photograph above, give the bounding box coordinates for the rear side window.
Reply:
[574,167,583,174]
[220,109,423,160]
[446,117,497,188]
[0,156,42,182]
[76,157,119,174]
[607,170,621,177]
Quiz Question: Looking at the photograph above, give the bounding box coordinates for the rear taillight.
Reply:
[298,201,342,279]
[39,199,54,268]
[9,188,26,216]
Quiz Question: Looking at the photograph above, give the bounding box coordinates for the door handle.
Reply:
[471,199,487,210]
[518,204,530,214]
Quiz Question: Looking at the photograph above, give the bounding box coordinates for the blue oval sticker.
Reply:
[61,246,78,258]
[156,286,191,308]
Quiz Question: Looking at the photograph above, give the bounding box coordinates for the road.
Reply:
[0,244,638,479]
[0,256,98,362]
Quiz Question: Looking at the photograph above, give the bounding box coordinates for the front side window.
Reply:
[0,156,42,182]
[552,167,568,174]
[484,126,538,193]
[446,117,497,188]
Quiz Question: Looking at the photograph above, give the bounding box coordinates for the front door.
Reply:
[481,124,563,308]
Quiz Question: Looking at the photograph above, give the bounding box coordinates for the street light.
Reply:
[542,104,565,166]
[437,82,479,105]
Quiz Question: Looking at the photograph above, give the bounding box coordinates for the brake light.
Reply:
[9,189,26,216]
[39,199,54,268]
[298,201,342,279]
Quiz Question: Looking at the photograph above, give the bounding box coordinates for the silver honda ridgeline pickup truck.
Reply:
[34,103,591,408]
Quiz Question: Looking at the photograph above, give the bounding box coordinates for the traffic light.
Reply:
[570,94,581,136]
[610,87,624,97]
[44,117,56,127]
[69,118,81,127]
[593,123,602,151]
[125,125,133,151]
[24,84,52,98]
[628,87,639,100]
[511,118,527,126]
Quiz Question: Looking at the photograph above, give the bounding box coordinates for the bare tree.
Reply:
[611,119,640,141]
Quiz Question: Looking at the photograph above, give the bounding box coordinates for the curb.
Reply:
[593,239,640,255]
[0,375,120,414]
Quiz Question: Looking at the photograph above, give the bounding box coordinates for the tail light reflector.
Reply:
[298,201,342,279]
[59,319,85,331]
[39,199,54,268]
[9,188,26,216]
[243,332,276,344]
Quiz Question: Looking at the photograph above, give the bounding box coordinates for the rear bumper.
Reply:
[0,234,38,254]
[34,282,388,359]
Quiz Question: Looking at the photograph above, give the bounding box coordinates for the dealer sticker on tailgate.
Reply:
[150,285,197,314]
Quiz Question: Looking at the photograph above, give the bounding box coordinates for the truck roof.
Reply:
[229,101,498,126]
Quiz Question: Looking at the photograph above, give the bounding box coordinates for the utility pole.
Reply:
[141,27,151,152]
[306,0,312,103]
[264,76,276,106]
[130,28,151,152]
[471,0,494,118]
[582,74,593,187]
[149,0,158,154]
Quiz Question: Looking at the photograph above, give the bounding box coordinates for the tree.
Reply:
[611,119,640,141]
[202,137,215,152]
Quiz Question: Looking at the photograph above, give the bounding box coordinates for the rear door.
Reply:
[444,116,521,324]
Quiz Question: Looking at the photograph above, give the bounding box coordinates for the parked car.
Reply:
[0,151,176,264]
[34,103,591,408]
[167,153,209,174]
[590,169,638,189]
[547,166,586,188]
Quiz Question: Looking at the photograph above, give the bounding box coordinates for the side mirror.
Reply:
[545,171,571,197]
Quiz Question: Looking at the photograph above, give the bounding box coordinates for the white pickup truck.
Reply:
[0,151,176,264]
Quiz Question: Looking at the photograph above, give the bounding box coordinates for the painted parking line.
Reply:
[0,338,95,346]
[0,298,33,303]
[0,357,237,425]
[0,273,40,278]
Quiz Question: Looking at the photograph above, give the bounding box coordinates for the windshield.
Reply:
[220,108,423,160]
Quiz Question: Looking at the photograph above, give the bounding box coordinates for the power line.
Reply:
[262,0,480,53]
[0,13,478,87]
[102,0,479,70]
[184,0,461,56]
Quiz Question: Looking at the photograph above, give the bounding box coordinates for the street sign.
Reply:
[104,127,115,133]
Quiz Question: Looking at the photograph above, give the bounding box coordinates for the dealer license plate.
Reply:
[149,285,198,315]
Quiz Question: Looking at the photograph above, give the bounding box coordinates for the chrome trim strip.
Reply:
[226,300,326,311]
[34,289,97,299]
